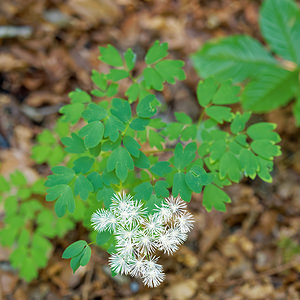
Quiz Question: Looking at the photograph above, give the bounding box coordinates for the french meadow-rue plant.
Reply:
[2,39,279,284]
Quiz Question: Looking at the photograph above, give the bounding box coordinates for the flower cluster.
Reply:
[91,192,194,288]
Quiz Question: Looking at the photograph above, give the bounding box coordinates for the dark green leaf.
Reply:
[74,175,93,200]
[123,135,141,158]
[104,115,125,142]
[87,172,103,191]
[59,103,85,124]
[61,133,86,154]
[150,161,172,177]
[45,166,75,187]
[185,165,213,193]
[154,180,169,198]
[82,103,107,122]
[134,182,153,201]
[73,156,94,174]
[130,118,150,131]
[96,230,112,245]
[172,172,192,202]
[62,240,87,259]
[174,142,197,170]
[78,121,104,148]
[133,151,150,169]
[111,98,132,123]
[219,152,241,182]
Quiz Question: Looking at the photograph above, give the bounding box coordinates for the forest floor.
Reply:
[0,0,299,299]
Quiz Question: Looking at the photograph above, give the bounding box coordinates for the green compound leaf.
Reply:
[154,180,169,198]
[137,94,160,118]
[239,149,259,179]
[145,40,168,64]
[181,125,197,141]
[212,80,240,105]
[130,118,150,131]
[104,115,125,142]
[82,103,107,122]
[197,77,218,107]
[107,146,134,181]
[62,240,87,259]
[61,133,86,154]
[134,182,153,201]
[174,112,192,124]
[230,112,251,134]
[107,69,129,81]
[96,230,113,245]
[219,152,241,182]
[91,70,107,90]
[87,172,103,191]
[123,135,141,158]
[125,83,139,103]
[260,0,300,64]
[155,60,186,84]
[206,106,233,124]
[133,152,150,169]
[257,156,274,183]
[172,172,192,202]
[69,89,91,104]
[111,98,132,123]
[124,48,136,71]
[10,170,27,186]
[59,103,85,125]
[143,67,164,91]
[242,68,299,112]
[150,161,172,177]
[162,123,184,140]
[247,122,280,143]
[203,184,231,212]
[78,121,104,149]
[74,175,93,200]
[98,45,123,67]
[174,142,197,170]
[191,35,277,82]
[73,156,94,174]
[149,130,164,150]
[45,166,75,187]
[46,184,75,217]
[251,140,282,160]
[80,245,91,267]
[185,165,213,193]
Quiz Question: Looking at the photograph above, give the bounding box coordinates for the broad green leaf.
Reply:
[107,69,129,81]
[69,89,91,104]
[257,157,273,183]
[82,103,107,122]
[111,98,132,123]
[155,60,186,84]
[46,184,75,217]
[191,35,277,82]
[174,142,197,170]
[123,136,141,158]
[78,121,104,148]
[203,184,231,212]
[212,80,240,104]
[70,253,83,273]
[185,165,213,193]
[104,115,125,142]
[130,118,150,131]
[45,166,75,187]
[251,140,281,159]
[154,180,169,198]
[61,133,86,153]
[136,94,160,118]
[206,106,233,124]
[80,245,91,266]
[149,130,164,150]
[107,146,134,181]
[89,143,102,156]
[143,67,164,91]
[98,45,123,67]
[151,161,172,177]
[260,0,300,64]
[242,68,299,112]
[219,152,241,182]
[145,40,168,64]
[247,122,280,142]
[59,103,85,124]
[73,156,94,174]
[124,48,136,70]
[134,182,153,201]
[230,112,251,134]
[239,149,259,179]
[91,70,107,90]
[62,240,87,259]
[172,172,192,202]
[125,83,139,103]
[96,230,112,245]
[74,175,93,200]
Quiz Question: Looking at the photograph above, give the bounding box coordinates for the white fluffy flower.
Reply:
[175,212,194,233]
[165,196,187,216]
[91,192,194,288]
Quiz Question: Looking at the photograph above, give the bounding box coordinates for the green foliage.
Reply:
[191,0,300,125]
